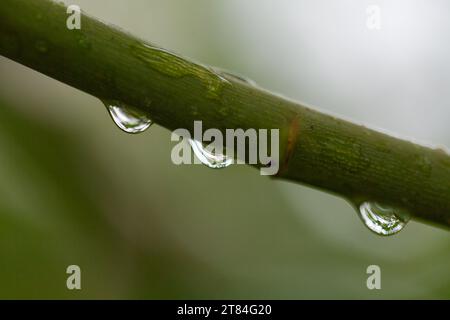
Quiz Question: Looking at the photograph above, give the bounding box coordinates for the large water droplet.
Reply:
[358,201,410,236]
[189,139,232,169]
[102,99,152,134]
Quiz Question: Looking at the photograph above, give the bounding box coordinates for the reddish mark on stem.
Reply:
[277,115,300,176]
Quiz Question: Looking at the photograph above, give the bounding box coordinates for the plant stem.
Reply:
[1,0,450,230]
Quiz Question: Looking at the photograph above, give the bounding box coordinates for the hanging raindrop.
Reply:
[358,201,410,236]
[102,99,152,134]
[189,139,232,169]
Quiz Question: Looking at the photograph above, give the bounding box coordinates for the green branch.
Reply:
[1,0,450,230]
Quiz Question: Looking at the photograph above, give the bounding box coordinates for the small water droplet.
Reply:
[189,139,232,169]
[212,67,257,86]
[358,201,410,236]
[102,99,152,134]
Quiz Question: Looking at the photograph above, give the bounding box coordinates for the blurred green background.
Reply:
[0,0,449,299]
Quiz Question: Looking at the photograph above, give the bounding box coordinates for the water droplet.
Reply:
[358,201,410,236]
[102,99,152,134]
[212,67,257,86]
[189,139,232,169]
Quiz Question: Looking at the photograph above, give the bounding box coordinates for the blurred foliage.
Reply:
[0,0,448,299]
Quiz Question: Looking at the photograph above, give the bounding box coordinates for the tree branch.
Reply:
[1,0,450,230]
